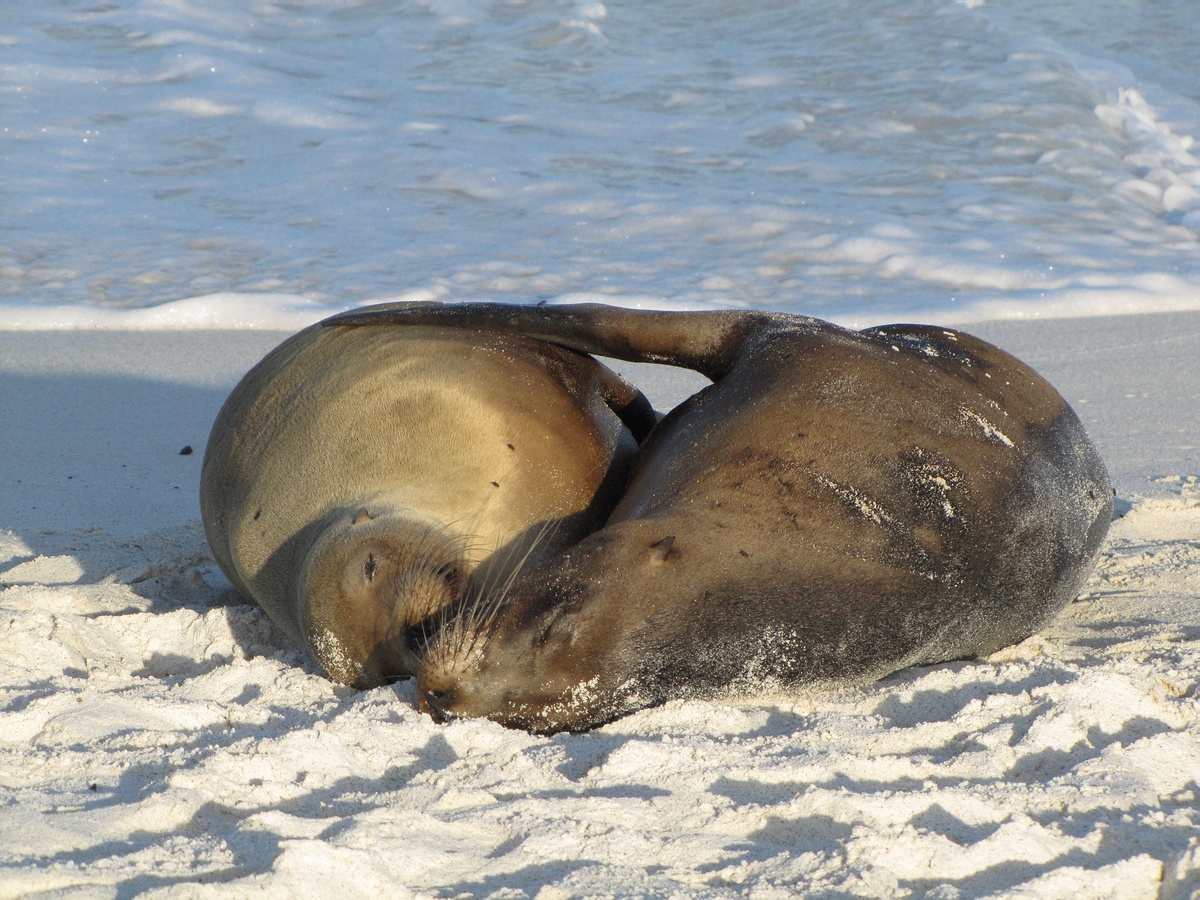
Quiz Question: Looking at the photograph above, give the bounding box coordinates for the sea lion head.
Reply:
[415,581,620,734]
[299,506,469,689]
[414,522,690,733]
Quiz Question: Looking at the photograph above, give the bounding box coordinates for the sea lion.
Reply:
[200,319,655,688]
[328,302,1113,732]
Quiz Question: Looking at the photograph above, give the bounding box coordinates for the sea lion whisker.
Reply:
[465,516,563,657]
[418,527,544,675]
[422,480,605,674]
[455,523,542,624]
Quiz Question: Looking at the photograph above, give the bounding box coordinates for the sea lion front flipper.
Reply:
[590,361,658,443]
[323,302,780,382]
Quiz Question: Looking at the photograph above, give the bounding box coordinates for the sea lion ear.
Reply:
[649,535,678,563]
[352,507,375,526]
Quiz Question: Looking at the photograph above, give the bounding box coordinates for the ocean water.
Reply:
[2,0,1198,329]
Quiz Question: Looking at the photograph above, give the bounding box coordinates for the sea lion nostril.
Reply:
[422,688,453,723]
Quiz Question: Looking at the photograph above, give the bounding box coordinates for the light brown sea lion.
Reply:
[199,319,655,688]
[328,302,1113,732]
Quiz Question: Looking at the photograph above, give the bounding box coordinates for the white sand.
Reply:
[1,314,1198,899]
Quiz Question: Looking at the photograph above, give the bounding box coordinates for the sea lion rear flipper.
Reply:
[323,302,778,381]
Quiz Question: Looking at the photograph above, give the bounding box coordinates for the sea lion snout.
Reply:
[299,515,472,687]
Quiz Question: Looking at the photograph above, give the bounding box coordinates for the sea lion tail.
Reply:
[323,301,778,381]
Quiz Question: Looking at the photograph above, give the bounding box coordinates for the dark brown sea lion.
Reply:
[200,319,654,688]
[328,302,1113,732]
